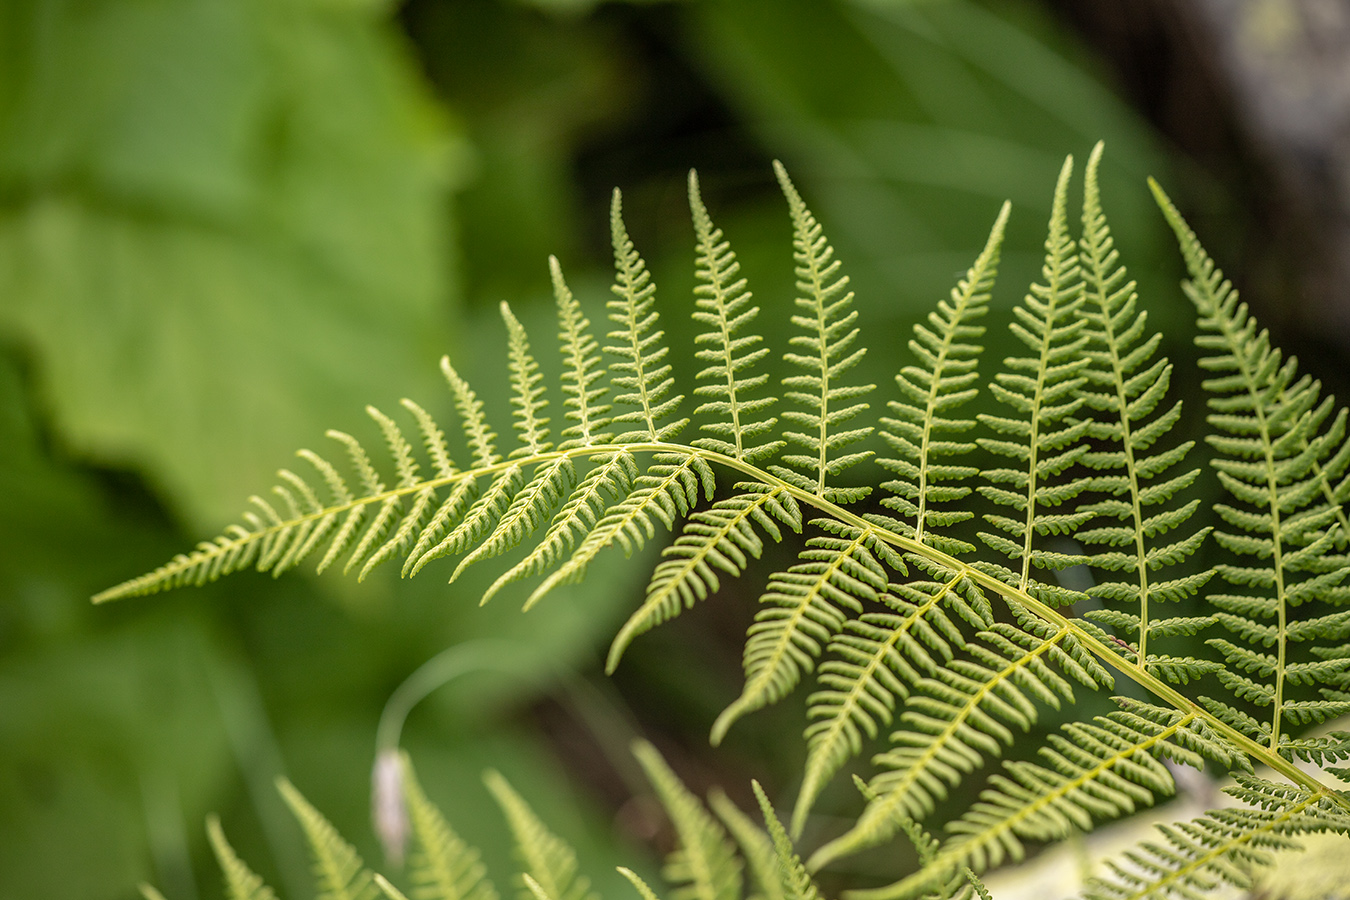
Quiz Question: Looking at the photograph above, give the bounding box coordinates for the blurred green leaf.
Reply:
[0,0,466,526]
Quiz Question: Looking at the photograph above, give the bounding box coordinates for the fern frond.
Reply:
[708,789,784,900]
[688,170,783,464]
[1152,180,1350,749]
[551,256,612,449]
[207,816,279,900]
[751,782,822,900]
[633,740,742,900]
[484,770,598,900]
[878,201,1008,553]
[400,755,499,900]
[767,161,875,505]
[1075,142,1212,670]
[712,519,903,745]
[609,483,802,673]
[608,188,687,442]
[973,155,1093,606]
[278,778,379,900]
[617,868,667,900]
[501,302,552,457]
[1085,774,1350,900]
[808,615,1110,870]
[526,452,714,610]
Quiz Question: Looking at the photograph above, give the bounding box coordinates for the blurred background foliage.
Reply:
[0,0,1343,898]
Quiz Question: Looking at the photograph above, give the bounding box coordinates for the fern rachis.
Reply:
[104,148,1350,900]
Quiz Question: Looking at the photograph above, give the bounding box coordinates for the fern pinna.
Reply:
[104,145,1350,899]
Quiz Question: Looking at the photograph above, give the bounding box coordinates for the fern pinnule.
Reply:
[608,483,801,673]
[974,154,1092,606]
[751,782,822,900]
[1152,181,1350,751]
[400,756,499,900]
[484,770,598,900]
[552,256,612,449]
[712,519,902,746]
[877,200,1009,555]
[207,816,279,900]
[452,458,575,589]
[1074,142,1214,675]
[768,160,875,506]
[608,188,687,442]
[279,778,379,900]
[617,868,667,900]
[688,170,782,464]
[633,740,743,900]
[502,302,552,457]
[410,465,524,578]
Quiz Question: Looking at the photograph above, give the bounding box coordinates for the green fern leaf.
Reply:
[502,302,552,457]
[688,170,782,463]
[767,161,875,505]
[973,154,1092,605]
[751,782,822,900]
[1152,179,1350,750]
[617,868,667,900]
[608,188,687,442]
[1075,142,1212,671]
[400,755,499,900]
[633,740,742,900]
[526,452,713,610]
[410,466,525,577]
[552,256,612,449]
[608,483,801,673]
[207,815,279,900]
[453,458,575,587]
[484,770,598,900]
[278,778,379,900]
[712,519,902,745]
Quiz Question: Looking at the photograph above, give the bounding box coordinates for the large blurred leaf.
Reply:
[0,0,465,526]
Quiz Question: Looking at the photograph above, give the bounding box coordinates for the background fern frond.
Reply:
[751,782,822,900]
[607,188,687,442]
[552,256,612,449]
[401,755,499,900]
[767,161,875,505]
[633,740,742,900]
[608,483,801,673]
[687,170,782,464]
[484,770,599,900]
[974,154,1093,607]
[708,789,784,900]
[877,200,1008,553]
[207,816,279,900]
[279,778,379,900]
[618,868,667,900]
[1153,181,1350,749]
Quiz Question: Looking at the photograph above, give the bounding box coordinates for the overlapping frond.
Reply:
[1153,181,1350,750]
[608,188,687,443]
[1074,143,1214,679]
[279,778,380,900]
[609,483,801,672]
[767,161,875,505]
[708,790,784,900]
[712,519,905,745]
[974,155,1093,606]
[484,771,598,900]
[633,740,743,900]
[688,171,782,464]
[808,612,1110,871]
[1085,774,1350,900]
